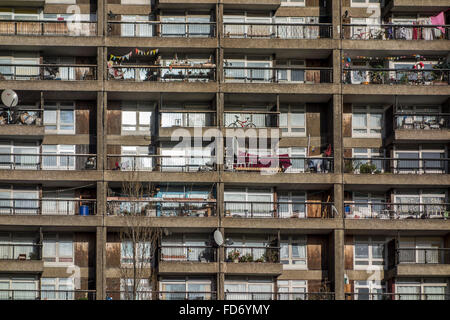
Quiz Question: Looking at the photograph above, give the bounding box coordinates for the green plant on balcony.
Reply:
[239,253,254,263]
[227,249,240,263]
[359,163,380,174]
[263,249,279,263]
[431,61,450,83]
[29,252,39,260]
[400,73,409,84]
[369,64,385,84]
[344,160,354,173]
[255,257,265,263]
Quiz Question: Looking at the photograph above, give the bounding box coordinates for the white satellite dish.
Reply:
[1,89,18,108]
[213,229,224,246]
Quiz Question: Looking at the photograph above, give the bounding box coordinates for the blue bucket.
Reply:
[80,205,89,216]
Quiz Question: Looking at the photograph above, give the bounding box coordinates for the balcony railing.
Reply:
[160,111,216,128]
[343,68,450,85]
[0,153,97,170]
[225,246,280,263]
[396,248,450,264]
[0,109,42,126]
[344,202,450,219]
[224,292,335,300]
[342,24,450,41]
[106,199,216,217]
[224,66,332,83]
[344,157,450,174]
[0,64,97,81]
[108,21,216,38]
[106,290,217,300]
[159,245,217,262]
[223,23,332,39]
[107,65,216,82]
[107,155,216,172]
[225,155,334,173]
[0,289,96,300]
[0,198,97,216]
[224,201,334,218]
[0,20,97,36]
[0,243,41,260]
[394,113,450,130]
[224,112,278,128]
[345,292,450,300]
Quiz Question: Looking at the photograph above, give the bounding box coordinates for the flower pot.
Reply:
[233,258,239,263]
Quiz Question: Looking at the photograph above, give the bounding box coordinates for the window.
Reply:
[278,191,306,218]
[161,104,211,127]
[276,60,305,83]
[0,187,38,215]
[349,17,382,39]
[278,147,307,173]
[280,104,306,136]
[280,0,305,7]
[121,15,153,37]
[41,278,74,300]
[0,53,39,80]
[43,233,73,263]
[349,192,385,218]
[225,235,273,263]
[159,277,212,300]
[398,237,442,264]
[160,144,213,172]
[0,276,38,300]
[0,142,39,170]
[160,13,211,37]
[277,280,307,300]
[354,281,384,300]
[352,148,384,173]
[224,277,273,300]
[121,102,153,134]
[224,188,273,218]
[161,234,212,262]
[120,146,153,171]
[223,13,271,38]
[394,189,446,218]
[351,0,381,7]
[42,145,76,170]
[396,105,442,130]
[44,57,76,80]
[44,102,75,134]
[120,278,152,300]
[396,278,447,300]
[354,236,385,269]
[41,191,75,215]
[391,61,436,82]
[121,240,151,264]
[224,55,272,82]
[280,235,307,268]
[394,145,446,174]
[352,106,383,137]
[0,232,38,260]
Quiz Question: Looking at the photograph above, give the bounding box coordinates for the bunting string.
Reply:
[109,48,159,62]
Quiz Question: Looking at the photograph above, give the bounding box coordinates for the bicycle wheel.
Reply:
[245,123,256,128]
[228,122,239,128]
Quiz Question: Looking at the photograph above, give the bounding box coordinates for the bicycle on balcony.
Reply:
[227,115,256,128]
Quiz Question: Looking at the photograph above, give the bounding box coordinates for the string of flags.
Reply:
[342,53,445,67]
[109,48,159,62]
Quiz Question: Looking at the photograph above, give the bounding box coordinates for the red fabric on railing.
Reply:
[235,151,292,169]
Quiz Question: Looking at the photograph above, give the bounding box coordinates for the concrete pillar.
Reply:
[333,229,345,300]
[97,181,107,216]
[96,91,105,171]
[334,183,344,219]
[96,226,106,300]
[216,226,225,300]
[97,0,105,37]
[333,94,343,174]
[332,0,342,40]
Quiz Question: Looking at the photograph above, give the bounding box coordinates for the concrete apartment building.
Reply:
[0,0,448,300]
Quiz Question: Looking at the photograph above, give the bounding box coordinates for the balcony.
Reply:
[224,201,334,219]
[344,157,450,175]
[0,108,44,138]
[393,112,450,141]
[344,202,449,219]
[106,290,216,300]
[384,0,450,13]
[0,243,41,260]
[0,289,96,300]
[224,292,335,300]
[343,68,449,86]
[342,24,449,41]
[0,198,97,216]
[345,292,450,300]
[106,198,216,217]
[107,65,216,82]
[225,154,334,173]
[223,23,332,39]
[396,248,450,265]
[224,112,278,128]
[158,245,217,273]
[108,21,216,38]
[107,155,216,172]
[0,153,97,171]
[225,246,279,263]
[0,64,97,81]
[0,20,97,37]
[158,111,216,138]
[224,66,332,84]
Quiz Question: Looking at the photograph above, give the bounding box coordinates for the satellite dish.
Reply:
[1,89,18,108]
[213,229,224,246]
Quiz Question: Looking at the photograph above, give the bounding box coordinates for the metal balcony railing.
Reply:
[160,111,216,128]
[224,201,334,218]
[0,64,97,81]
[394,113,450,130]
[223,23,332,39]
[344,157,450,174]
[224,66,333,83]
[107,21,216,38]
[224,292,335,300]
[225,155,334,173]
[107,65,216,82]
[0,289,96,300]
[0,198,97,216]
[107,155,216,172]
[343,68,450,85]
[225,246,280,263]
[106,199,216,217]
[159,245,217,262]
[0,109,42,126]
[344,202,450,219]
[345,292,450,300]
[0,153,96,170]
[106,291,217,300]
[0,20,97,36]
[224,112,278,128]
[0,243,41,260]
[396,248,450,264]
[342,24,450,40]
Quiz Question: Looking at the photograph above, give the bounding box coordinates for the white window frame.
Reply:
[159,277,212,300]
[280,0,306,7]
[0,276,38,300]
[276,60,306,83]
[277,191,307,218]
[395,105,441,129]
[120,240,152,265]
[351,147,384,174]
[279,104,306,136]
[280,235,307,269]
[42,145,76,170]
[224,188,273,218]
[120,278,152,300]
[395,279,448,300]
[352,105,384,138]
[224,55,272,83]
[354,280,385,300]
[121,15,153,37]
[393,189,447,219]
[41,278,75,300]
[393,145,446,174]
[224,277,274,300]
[120,146,153,171]
[159,144,212,173]
[41,190,76,216]
[0,186,39,215]
[121,101,153,135]
[42,233,74,265]
[349,191,385,218]
[277,280,307,300]
[43,102,75,134]
[0,141,39,170]
[350,0,381,8]
[354,236,386,270]
[398,237,442,264]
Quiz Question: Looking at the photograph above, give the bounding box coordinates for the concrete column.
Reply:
[334,183,344,219]
[97,181,107,216]
[333,229,345,300]
[96,91,105,171]
[216,182,224,218]
[332,94,343,174]
[96,226,106,300]
[332,0,342,40]
[97,0,106,37]
[217,226,225,300]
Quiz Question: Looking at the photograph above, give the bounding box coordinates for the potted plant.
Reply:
[359,163,378,174]
[228,250,240,263]
[369,63,385,84]
[239,253,254,263]
[431,61,450,85]
[344,160,354,173]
